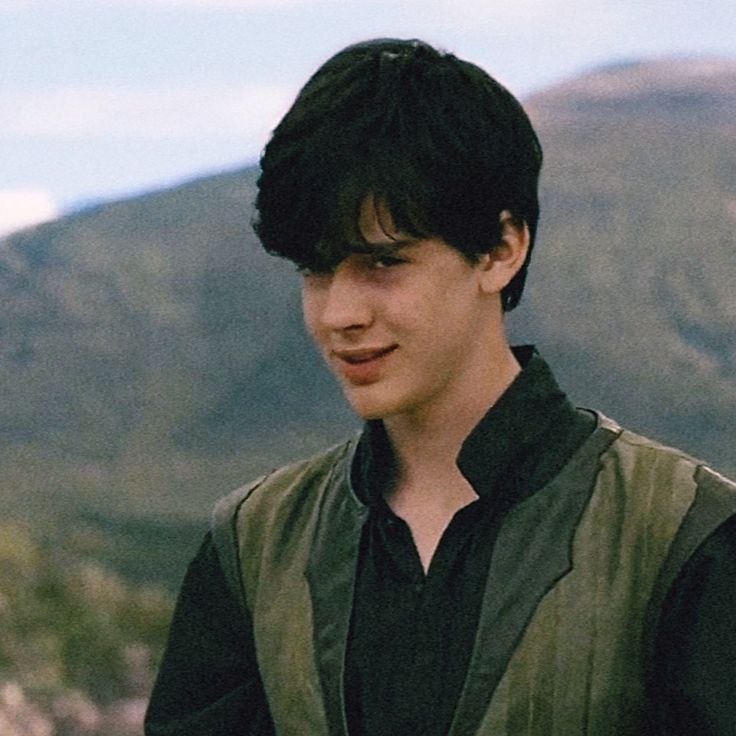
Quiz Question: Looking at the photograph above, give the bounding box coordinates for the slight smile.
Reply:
[332,345,398,384]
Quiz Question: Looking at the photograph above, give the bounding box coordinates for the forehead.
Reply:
[357,195,404,243]
[310,195,416,269]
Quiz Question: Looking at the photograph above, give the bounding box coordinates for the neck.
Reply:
[384,343,521,492]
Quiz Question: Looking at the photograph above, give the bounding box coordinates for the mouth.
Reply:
[331,345,398,384]
[334,345,398,364]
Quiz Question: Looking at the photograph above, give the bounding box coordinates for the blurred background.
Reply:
[1,1,735,733]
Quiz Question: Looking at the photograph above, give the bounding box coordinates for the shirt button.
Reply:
[413,582,424,594]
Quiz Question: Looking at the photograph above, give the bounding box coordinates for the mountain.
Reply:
[0,168,355,525]
[1,57,734,545]
[513,57,736,471]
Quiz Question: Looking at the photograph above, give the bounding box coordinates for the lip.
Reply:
[332,344,397,384]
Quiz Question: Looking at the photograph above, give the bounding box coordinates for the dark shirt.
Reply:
[145,350,736,735]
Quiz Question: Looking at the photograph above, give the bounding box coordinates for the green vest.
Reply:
[212,414,736,735]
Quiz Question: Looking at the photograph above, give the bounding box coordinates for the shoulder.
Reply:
[616,423,736,542]
[594,413,736,632]
[596,412,736,500]
[584,413,736,558]
[214,438,356,526]
[604,416,700,471]
[209,437,358,609]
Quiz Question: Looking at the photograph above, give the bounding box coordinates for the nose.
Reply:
[310,263,373,333]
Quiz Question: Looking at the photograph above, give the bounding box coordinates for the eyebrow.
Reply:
[309,234,420,271]
[353,237,418,253]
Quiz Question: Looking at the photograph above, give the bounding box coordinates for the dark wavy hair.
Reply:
[254,38,543,311]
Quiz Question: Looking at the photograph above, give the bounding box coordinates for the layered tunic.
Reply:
[146,350,736,735]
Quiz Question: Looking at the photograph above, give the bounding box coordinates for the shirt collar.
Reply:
[351,346,580,507]
[455,345,572,500]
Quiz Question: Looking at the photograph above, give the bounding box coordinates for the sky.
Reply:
[2,0,735,236]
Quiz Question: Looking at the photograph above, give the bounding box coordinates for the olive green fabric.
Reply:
[477,429,700,735]
[232,440,359,736]
[219,416,736,736]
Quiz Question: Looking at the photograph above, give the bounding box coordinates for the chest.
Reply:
[344,500,500,736]
[235,429,698,736]
[386,478,479,573]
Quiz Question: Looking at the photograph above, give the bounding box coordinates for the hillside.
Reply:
[1,56,734,560]
[515,56,736,469]
[0,168,355,526]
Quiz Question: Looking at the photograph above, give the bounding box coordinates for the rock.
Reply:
[0,681,54,736]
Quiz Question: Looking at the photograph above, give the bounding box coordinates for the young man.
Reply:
[145,39,736,735]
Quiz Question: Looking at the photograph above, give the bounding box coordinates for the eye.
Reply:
[371,253,406,269]
[297,264,333,278]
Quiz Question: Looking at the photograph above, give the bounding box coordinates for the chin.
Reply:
[347,401,390,421]
[343,387,398,421]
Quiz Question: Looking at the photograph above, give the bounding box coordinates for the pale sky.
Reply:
[2,0,735,236]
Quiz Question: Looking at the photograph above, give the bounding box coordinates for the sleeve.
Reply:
[144,532,274,736]
[649,514,736,736]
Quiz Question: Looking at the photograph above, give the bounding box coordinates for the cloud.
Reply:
[0,1,37,10]
[0,190,59,238]
[45,0,340,8]
[423,0,624,32]
[127,0,337,6]
[1,83,297,142]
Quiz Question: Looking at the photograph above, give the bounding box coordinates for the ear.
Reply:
[476,210,530,296]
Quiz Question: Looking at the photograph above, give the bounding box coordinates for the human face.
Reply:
[301,202,505,424]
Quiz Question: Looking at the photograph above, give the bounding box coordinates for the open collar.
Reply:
[351,346,579,509]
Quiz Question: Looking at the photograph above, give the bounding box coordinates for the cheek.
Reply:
[301,291,323,341]
[302,292,336,367]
